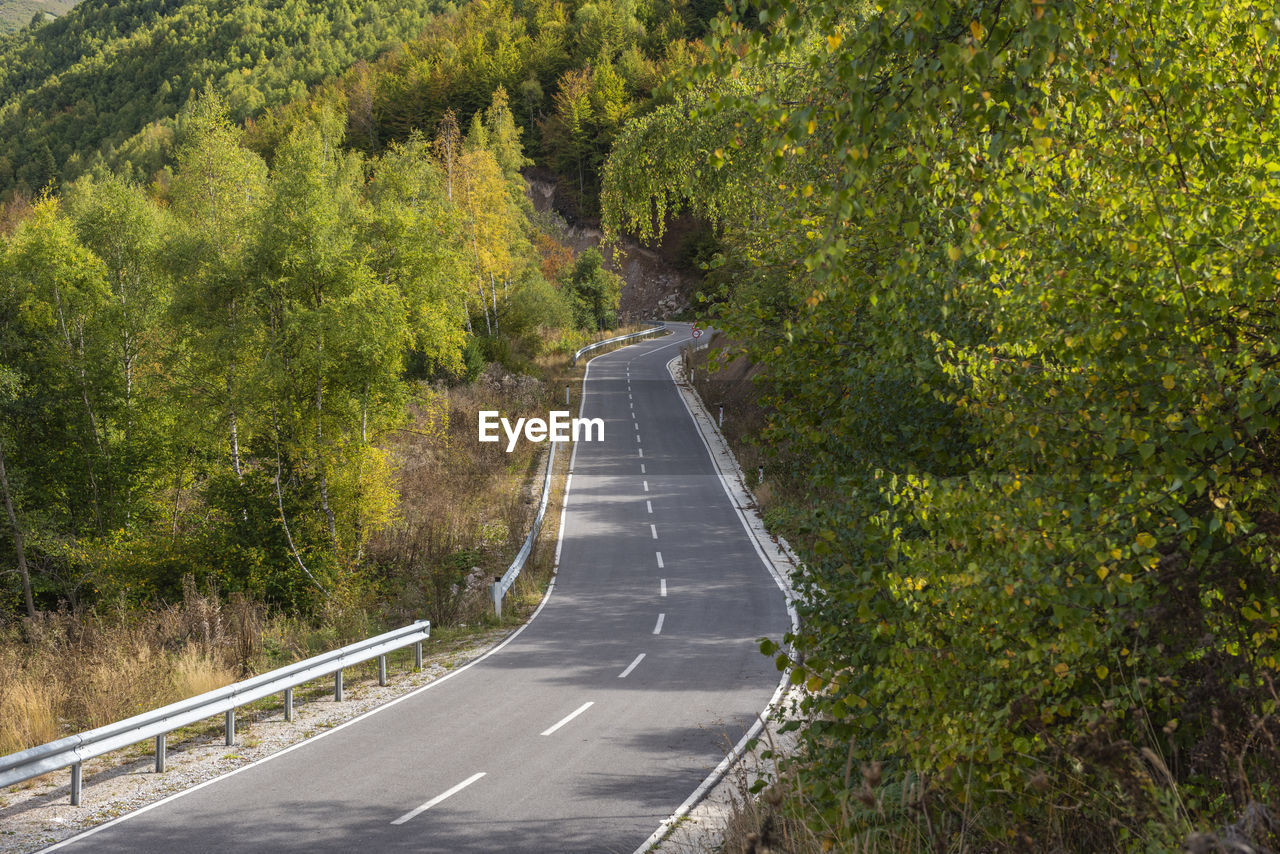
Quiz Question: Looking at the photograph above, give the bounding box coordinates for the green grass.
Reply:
[0,0,75,34]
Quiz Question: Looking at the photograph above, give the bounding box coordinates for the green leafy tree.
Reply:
[361,132,469,379]
[542,67,595,202]
[256,108,407,583]
[66,174,172,525]
[564,247,620,331]
[168,95,269,482]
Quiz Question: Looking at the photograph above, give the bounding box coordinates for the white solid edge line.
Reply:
[554,355,589,570]
[553,470,573,570]
[618,653,646,679]
[627,348,799,854]
[391,772,485,825]
[43,332,684,854]
[652,613,665,635]
[541,701,594,736]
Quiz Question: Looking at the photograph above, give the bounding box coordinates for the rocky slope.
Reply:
[526,174,703,321]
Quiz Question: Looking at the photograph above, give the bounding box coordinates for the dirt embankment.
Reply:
[525,173,703,321]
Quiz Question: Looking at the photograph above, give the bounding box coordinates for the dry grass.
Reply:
[0,582,281,754]
[369,367,552,629]
[171,646,237,699]
[0,675,59,756]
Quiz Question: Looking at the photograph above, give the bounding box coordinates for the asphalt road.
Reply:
[48,323,792,854]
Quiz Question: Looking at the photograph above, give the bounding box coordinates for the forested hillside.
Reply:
[0,0,451,195]
[605,0,1280,850]
[0,89,567,614]
[0,0,718,216]
[241,0,717,218]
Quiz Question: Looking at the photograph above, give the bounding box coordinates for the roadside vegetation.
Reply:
[609,0,1280,850]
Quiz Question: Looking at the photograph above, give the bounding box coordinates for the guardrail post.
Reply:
[284,687,294,722]
[334,670,344,702]
[414,641,423,671]
[491,579,503,618]
[378,655,387,686]
[225,710,235,746]
[70,762,82,806]
[718,406,723,427]
[155,734,165,773]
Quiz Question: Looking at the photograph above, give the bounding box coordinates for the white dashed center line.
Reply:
[391,772,486,825]
[655,551,664,568]
[653,613,665,634]
[541,702,594,736]
[650,524,658,539]
[618,653,645,678]
[660,578,667,597]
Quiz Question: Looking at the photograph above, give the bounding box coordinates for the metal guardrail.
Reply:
[571,320,666,366]
[491,441,555,618]
[0,620,431,805]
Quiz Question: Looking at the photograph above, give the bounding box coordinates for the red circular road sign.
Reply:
[691,327,703,339]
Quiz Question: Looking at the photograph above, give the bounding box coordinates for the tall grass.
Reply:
[0,583,254,754]
[0,674,59,757]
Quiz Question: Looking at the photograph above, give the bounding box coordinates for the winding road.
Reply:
[47,323,792,854]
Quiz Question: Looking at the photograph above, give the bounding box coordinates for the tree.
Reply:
[542,67,594,201]
[361,133,469,380]
[66,173,171,525]
[0,366,34,617]
[257,108,408,583]
[1,196,114,536]
[564,247,620,331]
[168,95,269,482]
